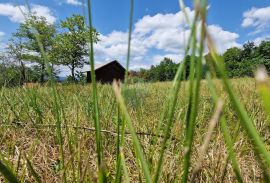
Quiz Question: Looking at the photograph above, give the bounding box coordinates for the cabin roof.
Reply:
[83,60,125,73]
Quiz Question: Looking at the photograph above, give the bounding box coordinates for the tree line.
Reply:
[129,40,270,82]
[0,14,98,87]
[0,12,269,87]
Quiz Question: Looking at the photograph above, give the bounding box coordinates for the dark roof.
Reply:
[85,60,126,83]
[86,60,125,72]
[96,60,125,72]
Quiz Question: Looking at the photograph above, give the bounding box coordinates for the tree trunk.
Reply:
[71,66,75,82]
[40,63,45,84]
[20,61,26,84]
[71,61,77,82]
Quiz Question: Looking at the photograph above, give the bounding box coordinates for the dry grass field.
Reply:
[0,78,269,182]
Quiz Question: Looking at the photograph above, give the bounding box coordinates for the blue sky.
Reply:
[0,0,269,76]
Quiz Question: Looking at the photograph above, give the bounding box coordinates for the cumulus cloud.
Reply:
[89,7,239,70]
[0,3,56,24]
[66,0,82,6]
[0,31,5,37]
[242,6,270,34]
[134,9,192,35]
[153,54,183,64]
[208,25,240,52]
[253,35,270,46]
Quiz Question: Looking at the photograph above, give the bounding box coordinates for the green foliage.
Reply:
[131,57,179,82]
[13,15,56,83]
[147,57,178,81]
[0,61,22,87]
[131,40,270,82]
[6,37,26,83]
[133,56,207,82]
[0,59,42,87]
[223,40,270,77]
[0,160,19,183]
[52,14,99,82]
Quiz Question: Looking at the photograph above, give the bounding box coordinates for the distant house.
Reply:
[86,60,126,83]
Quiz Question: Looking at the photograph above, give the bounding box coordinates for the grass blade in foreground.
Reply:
[86,0,103,172]
[182,1,207,182]
[115,1,134,181]
[190,99,223,181]
[255,67,270,125]
[25,155,41,183]
[20,1,67,181]
[206,73,243,182]
[124,0,134,86]
[113,81,152,183]
[206,28,270,168]
[0,160,20,183]
[151,2,201,181]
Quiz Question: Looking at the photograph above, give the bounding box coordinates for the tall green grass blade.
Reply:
[206,30,270,168]
[16,150,22,176]
[152,45,189,183]
[86,0,103,173]
[59,97,76,182]
[0,160,20,183]
[115,1,134,181]
[124,0,134,86]
[21,1,67,181]
[120,152,130,183]
[115,106,122,183]
[152,2,201,182]
[113,81,152,183]
[206,73,243,183]
[27,90,43,124]
[25,155,41,183]
[190,99,224,181]
[182,1,207,182]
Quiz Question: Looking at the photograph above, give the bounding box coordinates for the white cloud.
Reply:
[153,54,183,64]
[253,35,270,46]
[66,0,82,6]
[134,9,192,35]
[0,31,5,37]
[208,25,240,53]
[90,7,239,70]
[0,3,56,24]
[242,6,270,34]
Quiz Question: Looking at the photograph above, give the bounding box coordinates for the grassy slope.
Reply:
[0,78,269,182]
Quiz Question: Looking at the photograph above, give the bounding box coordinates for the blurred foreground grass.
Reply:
[0,78,269,182]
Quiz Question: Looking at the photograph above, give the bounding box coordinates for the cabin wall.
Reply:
[86,62,125,83]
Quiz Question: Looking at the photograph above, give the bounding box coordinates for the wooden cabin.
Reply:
[86,60,126,84]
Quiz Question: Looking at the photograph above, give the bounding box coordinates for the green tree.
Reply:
[147,57,178,81]
[223,47,242,77]
[52,14,99,82]
[205,53,218,77]
[6,37,26,83]
[0,55,24,87]
[241,41,255,59]
[13,15,56,83]
[258,40,270,59]
[0,54,45,87]
[254,40,270,73]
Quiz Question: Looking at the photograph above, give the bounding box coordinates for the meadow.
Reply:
[1,0,270,182]
[0,78,269,182]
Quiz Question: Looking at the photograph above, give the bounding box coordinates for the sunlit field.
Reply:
[0,78,269,182]
[1,0,270,182]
